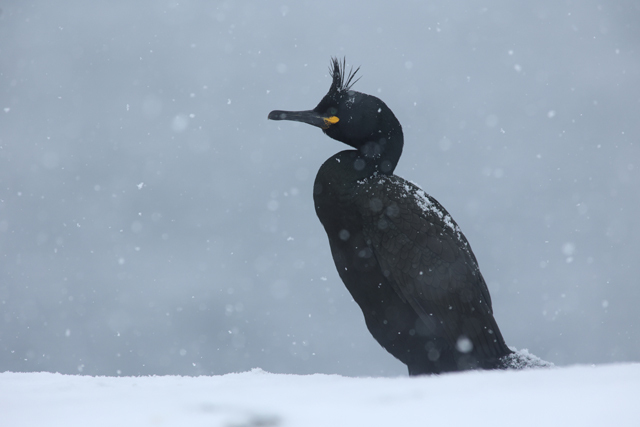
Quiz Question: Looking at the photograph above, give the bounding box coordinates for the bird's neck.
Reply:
[313,121,404,212]
[314,128,403,200]
[356,121,404,178]
[368,125,404,175]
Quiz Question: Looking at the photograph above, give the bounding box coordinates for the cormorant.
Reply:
[268,58,513,375]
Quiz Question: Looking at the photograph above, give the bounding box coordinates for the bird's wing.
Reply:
[357,176,505,358]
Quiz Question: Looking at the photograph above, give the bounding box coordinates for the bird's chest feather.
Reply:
[313,176,388,277]
[313,175,411,323]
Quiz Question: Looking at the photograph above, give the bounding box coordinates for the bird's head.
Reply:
[268,57,403,163]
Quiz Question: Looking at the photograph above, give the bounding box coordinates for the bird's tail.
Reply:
[499,348,554,370]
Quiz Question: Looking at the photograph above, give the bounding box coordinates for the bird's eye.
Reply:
[328,107,338,116]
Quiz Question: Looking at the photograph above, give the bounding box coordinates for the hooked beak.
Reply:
[268,109,339,130]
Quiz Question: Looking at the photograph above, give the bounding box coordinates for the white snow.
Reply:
[2,363,639,427]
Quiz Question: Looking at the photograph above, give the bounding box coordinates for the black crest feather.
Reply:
[329,57,361,94]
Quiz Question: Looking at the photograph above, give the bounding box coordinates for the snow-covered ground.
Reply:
[2,363,638,427]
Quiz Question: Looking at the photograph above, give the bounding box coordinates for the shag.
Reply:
[268,58,513,375]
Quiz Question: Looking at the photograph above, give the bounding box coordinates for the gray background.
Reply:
[1,1,639,376]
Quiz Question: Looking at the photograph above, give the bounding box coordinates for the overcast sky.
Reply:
[1,1,639,376]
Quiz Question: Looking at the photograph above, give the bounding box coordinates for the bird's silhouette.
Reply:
[268,58,514,375]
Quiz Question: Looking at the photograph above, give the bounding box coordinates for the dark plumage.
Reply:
[268,58,513,375]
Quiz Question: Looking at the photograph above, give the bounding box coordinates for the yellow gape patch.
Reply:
[322,116,340,129]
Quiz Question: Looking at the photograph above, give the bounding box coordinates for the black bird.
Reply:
[268,58,513,375]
